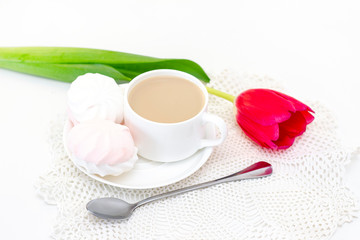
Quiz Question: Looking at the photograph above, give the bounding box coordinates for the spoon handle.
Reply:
[137,161,272,207]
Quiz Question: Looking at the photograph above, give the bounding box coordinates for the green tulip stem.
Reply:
[206,86,236,103]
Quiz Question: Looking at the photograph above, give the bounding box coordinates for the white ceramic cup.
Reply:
[124,69,227,162]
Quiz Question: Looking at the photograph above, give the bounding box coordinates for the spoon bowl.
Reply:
[87,198,137,220]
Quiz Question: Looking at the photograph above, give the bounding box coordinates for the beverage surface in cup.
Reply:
[128,75,205,123]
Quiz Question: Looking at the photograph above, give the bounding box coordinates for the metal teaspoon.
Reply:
[86,161,272,220]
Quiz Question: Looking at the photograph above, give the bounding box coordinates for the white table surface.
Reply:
[0,0,359,239]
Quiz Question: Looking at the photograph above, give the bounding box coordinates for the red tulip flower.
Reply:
[206,87,314,150]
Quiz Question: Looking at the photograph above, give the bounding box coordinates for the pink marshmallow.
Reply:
[67,120,137,166]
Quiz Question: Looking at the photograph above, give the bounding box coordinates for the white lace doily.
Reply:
[36,70,359,240]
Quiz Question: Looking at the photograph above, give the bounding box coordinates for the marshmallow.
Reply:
[67,119,138,176]
[67,73,124,124]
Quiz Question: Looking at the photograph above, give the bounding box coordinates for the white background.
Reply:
[0,0,359,239]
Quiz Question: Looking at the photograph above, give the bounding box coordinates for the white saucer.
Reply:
[63,120,215,189]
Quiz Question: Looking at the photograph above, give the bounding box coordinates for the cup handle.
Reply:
[199,113,227,148]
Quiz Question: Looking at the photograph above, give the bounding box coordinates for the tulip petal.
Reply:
[300,110,315,124]
[236,89,294,126]
[271,90,314,113]
[236,112,279,149]
[241,127,275,149]
[273,134,295,149]
[278,111,307,138]
[237,113,280,141]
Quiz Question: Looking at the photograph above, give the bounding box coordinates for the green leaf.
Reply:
[0,61,130,83]
[0,47,158,64]
[0,47,210,82]
[113,59,210,81]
